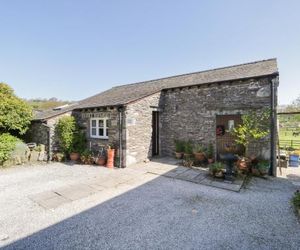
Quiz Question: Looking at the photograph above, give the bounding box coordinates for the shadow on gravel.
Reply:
[2,160,300,250]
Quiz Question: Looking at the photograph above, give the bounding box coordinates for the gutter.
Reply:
[117,106,124,168]
[269,76,278,176]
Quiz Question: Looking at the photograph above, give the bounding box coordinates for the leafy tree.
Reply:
[0,83,33,135]
[231,108,270,155]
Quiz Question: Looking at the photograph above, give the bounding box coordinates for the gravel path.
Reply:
[1,162,300,250]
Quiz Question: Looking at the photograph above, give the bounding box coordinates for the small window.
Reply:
[90,118,109,139]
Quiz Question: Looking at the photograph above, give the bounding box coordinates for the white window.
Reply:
[90,118,109,139]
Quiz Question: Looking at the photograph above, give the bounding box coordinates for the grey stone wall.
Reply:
[74,108,124,157]
[160,77,275,160]
[125,92,162,166]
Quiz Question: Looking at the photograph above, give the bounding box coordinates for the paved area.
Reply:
[1,160,300,249]
[134,158,244,192]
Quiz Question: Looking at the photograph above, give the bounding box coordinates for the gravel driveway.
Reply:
[1,161,300,250]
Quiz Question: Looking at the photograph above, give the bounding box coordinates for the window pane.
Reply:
[91,120,96,127]
[91,128,96,136]
[98,120,104,128]
[106,119,110,128]
[99,128,104,136]
[106,129,109,137]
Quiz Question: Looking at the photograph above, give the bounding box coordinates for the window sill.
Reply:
[90,136,109,140]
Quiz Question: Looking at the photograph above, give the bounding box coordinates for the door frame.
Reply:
[152,111,159,156]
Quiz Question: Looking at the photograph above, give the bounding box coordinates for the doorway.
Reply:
[152,111,159,156]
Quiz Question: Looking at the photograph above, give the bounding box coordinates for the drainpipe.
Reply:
[117,106,124,168]
[41,123,52,162]
[269,77,278,176]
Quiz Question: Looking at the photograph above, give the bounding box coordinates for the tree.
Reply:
[0,83,33,135]
[231,108,270,156]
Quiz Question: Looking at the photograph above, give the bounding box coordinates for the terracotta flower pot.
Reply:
[70,152,80,161]
[208,158,214,164]
[106,149,115,168]
[175,152,183,159]
[194,152,206,161]
[97,157,106,166]
[183,153,192,159]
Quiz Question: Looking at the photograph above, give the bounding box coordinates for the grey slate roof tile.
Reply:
[34,58,278,120]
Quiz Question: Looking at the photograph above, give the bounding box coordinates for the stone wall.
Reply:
[160,77,275,160]
[125,92,162,166]
[74,108,125,159]
[26,112,72,153]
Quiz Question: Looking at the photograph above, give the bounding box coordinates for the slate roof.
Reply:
[76,58,278,109]
[33,103,78,121]
[34,58,278,120]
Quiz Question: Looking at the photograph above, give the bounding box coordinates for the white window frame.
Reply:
[90,118,109,139]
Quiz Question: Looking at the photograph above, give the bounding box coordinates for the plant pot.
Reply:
[215,170,224,178]
[208,158,214,164]
[194,152,206,161]
[70,152,80,161]
[97,157,106,166]
[175,152,183,159]
[236,158,250,171]
[106,149,115,168]
[183,153,193,159]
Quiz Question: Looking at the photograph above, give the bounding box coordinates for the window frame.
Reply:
[90,118,109,139]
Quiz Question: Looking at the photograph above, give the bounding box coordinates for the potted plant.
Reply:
[183,141,193,158]
[106,144,115,168]
[80,149,94,165]
[96,147,106,166]
[291,190,300,217]
[193,144,206,161]
[209,162,224,178]
[207,143,214,164]
[236,156,251,172]
[174,140,184,159]
[52,152,64,162]
[70,130,86,162]
[252,160,269,176]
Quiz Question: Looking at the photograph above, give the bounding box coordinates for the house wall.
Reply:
[125,92,162,166]
[74,108,125,164]
[26,112,72,153]
[160,76,277,160]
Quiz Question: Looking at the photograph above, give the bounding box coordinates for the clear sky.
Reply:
[0,0,299,105]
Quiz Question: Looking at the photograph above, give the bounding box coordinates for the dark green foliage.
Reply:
[56,116,86,155]
[56,116,76,154]
[0,133,20,164]
[174,140,185,152]
[291,190,300,209]
[184,141,193,154]
[0,83,32,135]
[71,130,86,154]
[206,143,214,158]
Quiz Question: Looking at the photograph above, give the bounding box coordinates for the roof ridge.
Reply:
[113,58,277,88]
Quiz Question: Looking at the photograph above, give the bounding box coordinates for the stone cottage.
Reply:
[30,59,279,173]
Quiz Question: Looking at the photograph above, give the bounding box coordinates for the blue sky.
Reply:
[0,0,299,105]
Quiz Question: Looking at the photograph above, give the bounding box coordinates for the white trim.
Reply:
[90,117,109,139]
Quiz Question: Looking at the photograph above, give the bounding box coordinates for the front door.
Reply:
[152,111,159,156]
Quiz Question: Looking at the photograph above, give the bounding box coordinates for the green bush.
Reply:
[0,83,32,135]
[0,133,20,164]
[56,116,76,154]
[291,190,300,209]
[174,140,184,152]
[71,130,86,154]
